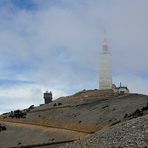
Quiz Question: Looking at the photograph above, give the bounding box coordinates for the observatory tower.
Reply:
[99,39,112,90]
[43,91,53,104]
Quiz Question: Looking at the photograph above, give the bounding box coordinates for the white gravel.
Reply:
[60,114,148,148]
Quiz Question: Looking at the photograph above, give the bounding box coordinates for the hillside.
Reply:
[27,90,148,126]
[1,90,148,147]
[60,113,148,148]
[0,121,85,148]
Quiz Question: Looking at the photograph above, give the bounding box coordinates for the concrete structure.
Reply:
[112,84,118,93]
[112,83,129,95]
[43,91,53,104]
[118,87,129,95]
[99,39,112,90]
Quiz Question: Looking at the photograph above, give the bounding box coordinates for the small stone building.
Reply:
[118,86,129,95]
[112,83,129,95]
[43,91,53,104]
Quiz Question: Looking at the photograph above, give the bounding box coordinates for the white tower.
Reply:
[99,39,112,90]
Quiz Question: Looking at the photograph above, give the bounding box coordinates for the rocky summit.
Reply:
[0,90,148,148]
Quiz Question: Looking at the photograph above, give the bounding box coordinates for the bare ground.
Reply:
[0,121,86,148]
[1,91,148,147]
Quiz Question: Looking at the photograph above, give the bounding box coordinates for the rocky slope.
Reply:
[27,91,148,127]
[1,90,148,147]
[60,113,148,148]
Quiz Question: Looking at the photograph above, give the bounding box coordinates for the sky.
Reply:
[0,0,148,113]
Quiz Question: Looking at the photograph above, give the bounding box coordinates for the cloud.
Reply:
[0,82,67,113]
[0,0,148,113]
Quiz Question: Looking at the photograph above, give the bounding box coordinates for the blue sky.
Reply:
[0,0,148,113]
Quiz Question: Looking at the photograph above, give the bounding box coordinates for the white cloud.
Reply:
[0,83,68,113]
